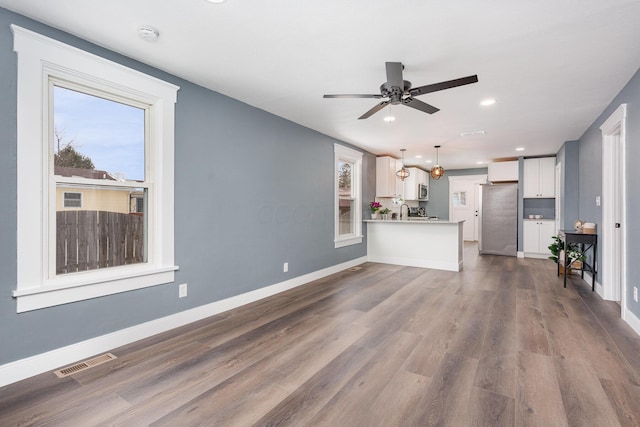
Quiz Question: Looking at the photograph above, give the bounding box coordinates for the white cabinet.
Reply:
[376,156,403,197]
[488,161,518,182]
[523,157,555,198]
[523,219,555,257]
[403,167,429,200]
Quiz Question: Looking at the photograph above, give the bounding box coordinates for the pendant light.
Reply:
[396,149,410,181]
[430,145,445,180]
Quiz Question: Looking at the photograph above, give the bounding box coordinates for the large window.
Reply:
[12,25,179,312]
[334,144,363,248]
[53,84,147,274]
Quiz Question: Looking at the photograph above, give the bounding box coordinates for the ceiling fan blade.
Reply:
[409,75,479,97]
[358,100,390,120]
[403,98,440,114]
[323,94,383,99]
[385,62,404,89]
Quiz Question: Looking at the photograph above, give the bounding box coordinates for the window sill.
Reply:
[12,265,179,313]
[334,235,363,248]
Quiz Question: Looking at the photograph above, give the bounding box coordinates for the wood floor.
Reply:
[2,243,640,426]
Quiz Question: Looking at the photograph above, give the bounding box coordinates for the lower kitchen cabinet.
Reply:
[523,219,555,258]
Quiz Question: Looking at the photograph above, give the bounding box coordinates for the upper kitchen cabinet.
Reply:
[376,156,403,198]
[488,161,518,182]
[403,167,429,201]
[523,157,556,198]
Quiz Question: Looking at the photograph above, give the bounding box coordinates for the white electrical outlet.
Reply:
[179,283,188,298]
[596,196,601,207]
[634,287,638,302]
[283,262,289,273]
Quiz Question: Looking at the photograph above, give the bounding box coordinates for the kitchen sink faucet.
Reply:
[400,204,410,220]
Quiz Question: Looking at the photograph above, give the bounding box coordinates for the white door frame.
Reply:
[600,103,627,316]
[448,174,488,241]
[555,162,562,235]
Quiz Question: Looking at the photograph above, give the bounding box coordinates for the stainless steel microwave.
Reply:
[418,183,429,201]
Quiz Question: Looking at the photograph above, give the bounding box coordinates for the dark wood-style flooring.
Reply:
[2,243,640,426]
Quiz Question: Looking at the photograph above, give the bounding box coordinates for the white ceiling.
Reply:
[3,0,640,170]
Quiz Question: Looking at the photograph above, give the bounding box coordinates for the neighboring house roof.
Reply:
[54,166,116,180]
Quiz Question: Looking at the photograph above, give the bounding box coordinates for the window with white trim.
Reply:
[12,25,179,312]
[63,192,82,208]
[334,144,363,248]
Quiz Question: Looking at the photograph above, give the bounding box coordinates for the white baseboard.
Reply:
[0,256,367,388]
[624,307,640,336]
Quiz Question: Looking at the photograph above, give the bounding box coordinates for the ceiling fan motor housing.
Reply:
[381,81,412,104]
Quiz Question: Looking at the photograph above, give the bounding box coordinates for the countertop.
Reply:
[364,219,463,224]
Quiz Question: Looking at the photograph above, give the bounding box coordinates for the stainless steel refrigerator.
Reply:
[478,183,518,256]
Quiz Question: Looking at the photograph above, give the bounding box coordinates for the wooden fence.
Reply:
[56,210,144,274]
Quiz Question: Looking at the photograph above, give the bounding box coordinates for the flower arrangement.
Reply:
[369,201,382,213]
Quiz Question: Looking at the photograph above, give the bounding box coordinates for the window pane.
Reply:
[453,191,467,207]
[55,186,146,274]
[53,85,145,181]
[63,192,82,208]
[338,161,352,195]
[339,198,354,235]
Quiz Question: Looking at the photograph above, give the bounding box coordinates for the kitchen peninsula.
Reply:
[365,219,464,272]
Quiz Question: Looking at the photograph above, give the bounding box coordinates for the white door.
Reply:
[522,221,539,253]
[601,104,627,311]
[449,175,488,241]
[555,162,562,234]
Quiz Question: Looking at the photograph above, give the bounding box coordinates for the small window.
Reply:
[334,144,363,248]
[135,196,144,213]
[453,191,467,207]
[63,192,82,208]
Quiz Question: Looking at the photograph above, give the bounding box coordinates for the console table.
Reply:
[557,230,597,290]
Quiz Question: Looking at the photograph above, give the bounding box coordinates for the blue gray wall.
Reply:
[555,140,580,230]
[0,7,373,365]
[574,66,640,318]
[423,168,488,219]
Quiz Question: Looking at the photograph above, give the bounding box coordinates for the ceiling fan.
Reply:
[323,62,478,119]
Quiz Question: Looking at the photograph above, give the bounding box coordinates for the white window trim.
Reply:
[12,25,180,312]
[63,192,82,208]
[334,144,363,248]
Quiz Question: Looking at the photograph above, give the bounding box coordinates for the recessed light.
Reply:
[425,160,433,164]
[476,161,485,164]
[515,147,525,151]
[383,116,395,123]
[206,0,227,3]
[415,155,422,159]
[480,98,496,106]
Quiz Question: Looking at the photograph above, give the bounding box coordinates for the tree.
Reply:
[53,128,95,169]
[338,162,352,192]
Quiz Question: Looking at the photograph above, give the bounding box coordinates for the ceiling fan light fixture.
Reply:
[430,145,445,180]
[396,148,410,181]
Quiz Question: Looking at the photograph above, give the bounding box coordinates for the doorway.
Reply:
[601,104,627,317]
[448,175,488,241]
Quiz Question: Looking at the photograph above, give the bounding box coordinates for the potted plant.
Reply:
[379,208,391,220]
[369,201,382,219]
[548,235,586,272]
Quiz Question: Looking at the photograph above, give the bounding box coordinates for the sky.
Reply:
[53,85,145,181]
